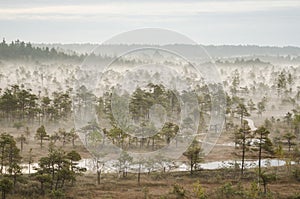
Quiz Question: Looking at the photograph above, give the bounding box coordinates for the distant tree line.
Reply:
[216,58,270,66]
[0,39,129,64]
[0,38,83,62]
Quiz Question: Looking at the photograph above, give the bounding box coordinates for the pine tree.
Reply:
[183,140,203,175]
[254,126,273,181]
[35,125,48,148]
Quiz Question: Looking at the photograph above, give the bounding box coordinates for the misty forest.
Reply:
[0,39,300,199]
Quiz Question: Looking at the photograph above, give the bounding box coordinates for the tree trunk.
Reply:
[55,177,60,190]
[40,182,44,195]
[97,170,101,185]
[28,162,31,175]
[241,120,247,176]
[138,167,141,185]
[258,133,263,183]
[1,148,4,174]
[190,158,193,175]
[263,181,267,194]
[2,190,5,199]
[13,174,17,187]
[61,178,65,188]
[51,163,55,190]
[241,131,246,176]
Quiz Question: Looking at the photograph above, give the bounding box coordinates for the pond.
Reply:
[20,158,294,174]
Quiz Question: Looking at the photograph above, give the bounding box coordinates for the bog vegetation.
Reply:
[0,39,299,198]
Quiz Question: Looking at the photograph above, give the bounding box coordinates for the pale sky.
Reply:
[0,0,299,46]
